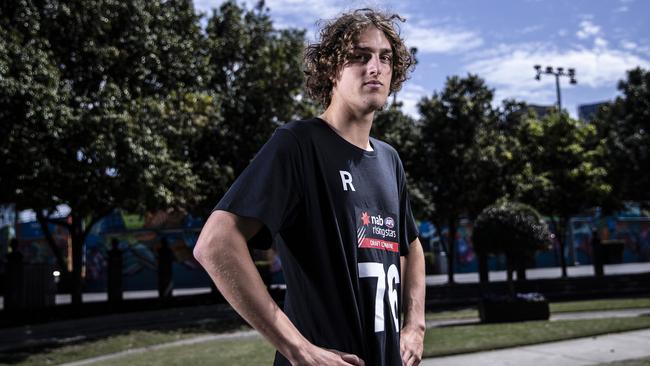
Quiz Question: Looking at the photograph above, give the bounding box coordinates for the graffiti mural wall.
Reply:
[3,210,211,291]
[419,213,650,273]
[2,208,648,289]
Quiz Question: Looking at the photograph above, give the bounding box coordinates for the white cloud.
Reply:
[519,25,543,35]
[594,37,609,48]
[266,0,343,21]
[193,0,414,42]
[193,0,225,15]
[620,40,637,50]
[464,42,650,110]
[403,24,483,54]
[396,83,429,118]
[576,20,601,39]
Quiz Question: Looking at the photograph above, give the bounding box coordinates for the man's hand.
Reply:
[400,238,426,366]
[290,343,365,366]
[400,325,424,366]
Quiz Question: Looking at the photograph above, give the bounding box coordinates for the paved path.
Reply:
[421,328,650,366]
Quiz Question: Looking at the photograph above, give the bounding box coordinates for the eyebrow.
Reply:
[353,46,393,54]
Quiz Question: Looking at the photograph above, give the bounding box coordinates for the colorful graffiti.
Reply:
[2,208,649,289]
[2,210,211,291]
[419,214,650,273]
[572,217,650,265]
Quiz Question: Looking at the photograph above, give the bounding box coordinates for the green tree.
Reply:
[593,67,650,209]
[418,74,498,283]
[2,0,314,305]
[473,201,551,294]
[372,104,432,218]
[0,0,207,305]
[0,2,74,271]
[511,110,611,277]
[203,1,310,179]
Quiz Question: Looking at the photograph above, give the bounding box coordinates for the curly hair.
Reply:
[303,8,415,108]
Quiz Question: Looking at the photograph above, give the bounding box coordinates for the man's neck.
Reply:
[319,104,375,151]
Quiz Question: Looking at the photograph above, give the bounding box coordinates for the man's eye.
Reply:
[351,53,369,62]
[381,54,393,63]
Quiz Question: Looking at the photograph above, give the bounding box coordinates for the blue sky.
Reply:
[195,0,650,118]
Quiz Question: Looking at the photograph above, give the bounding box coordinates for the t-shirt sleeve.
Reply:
[214,128,303,250]
[398,160,419,256]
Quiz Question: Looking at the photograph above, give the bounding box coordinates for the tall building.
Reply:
[578,101,610,122]
[527,104,555,118]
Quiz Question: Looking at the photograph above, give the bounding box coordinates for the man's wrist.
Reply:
[282,335,313,364]
[402,321,426,336]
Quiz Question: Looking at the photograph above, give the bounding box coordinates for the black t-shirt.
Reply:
[215,118,419,366]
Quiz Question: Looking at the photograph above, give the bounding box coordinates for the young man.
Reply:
[194,9,425,366]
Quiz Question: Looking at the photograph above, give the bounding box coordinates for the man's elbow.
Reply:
[193,211,230,266]
[192,238,209,265]
[193,233,214,267]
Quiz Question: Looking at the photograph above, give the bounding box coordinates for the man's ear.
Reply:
[329,77,339,93]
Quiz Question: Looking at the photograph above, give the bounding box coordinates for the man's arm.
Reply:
[400,238,426,366]
[193,210,364,366]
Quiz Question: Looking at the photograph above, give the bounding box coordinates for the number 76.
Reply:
[358,263,400,333]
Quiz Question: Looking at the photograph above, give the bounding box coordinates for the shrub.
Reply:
[472,201,551,259]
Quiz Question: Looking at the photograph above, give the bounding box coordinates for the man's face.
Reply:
[331,26,393,114]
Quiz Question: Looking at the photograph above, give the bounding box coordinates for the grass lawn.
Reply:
[11,316,649,366]
[0,330,202,366]
[1,297,649,366]
[91,338,276,366]
[422,316,650,358]
[550,297,650,313]
[425,297,650,321]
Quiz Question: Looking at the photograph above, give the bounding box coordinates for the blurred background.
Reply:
[0,0,648,310]
[1,1,650,365]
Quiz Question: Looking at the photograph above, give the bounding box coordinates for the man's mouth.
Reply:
[364,80,383,86]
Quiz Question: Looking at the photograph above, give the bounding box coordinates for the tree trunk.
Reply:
[551,217,568,278]
[69,211,85,306]
[478,252,489,284]
[36,211,74,293]
[516,264,527,281]
[446,218,457,284]
[591,229,604,276]
[36,211,68,272]
[558,217,568,278]
[506,254,515,298]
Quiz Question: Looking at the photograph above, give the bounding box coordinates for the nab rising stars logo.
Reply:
[358,211,398,252]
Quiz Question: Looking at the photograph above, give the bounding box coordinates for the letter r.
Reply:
[339,170,355,192]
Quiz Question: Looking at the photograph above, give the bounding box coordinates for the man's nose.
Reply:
[367,55,381,75]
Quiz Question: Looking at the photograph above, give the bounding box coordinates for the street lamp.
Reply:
[534,65,577,111]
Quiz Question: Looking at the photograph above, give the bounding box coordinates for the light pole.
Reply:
[534,65,577,111]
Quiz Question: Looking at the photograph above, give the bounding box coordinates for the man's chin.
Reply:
[367,96,389,111]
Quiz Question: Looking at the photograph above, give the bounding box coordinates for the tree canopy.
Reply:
[0,0,312,304]
[593,67,650,209]
[473,201,551,258]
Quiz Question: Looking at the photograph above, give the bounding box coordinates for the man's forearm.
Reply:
[402,238,426,332]
[400,238,426,365]
[193,211,308,361]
